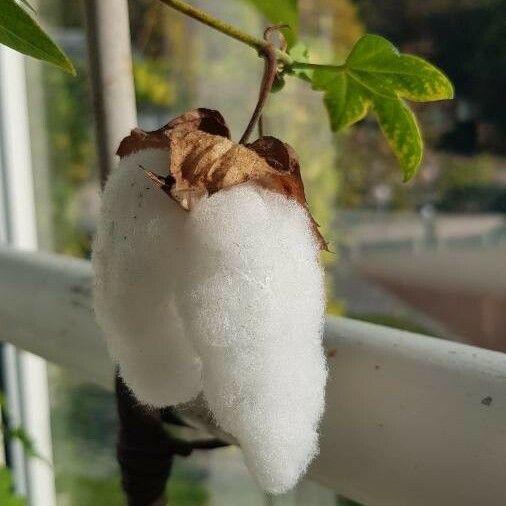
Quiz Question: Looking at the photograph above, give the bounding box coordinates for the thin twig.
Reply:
[158,1,349,77]
[258,115,264,138]
[158,0,293,66]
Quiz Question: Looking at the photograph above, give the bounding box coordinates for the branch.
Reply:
[158,0,293,66]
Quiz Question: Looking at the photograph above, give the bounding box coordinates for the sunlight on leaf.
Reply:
[0,0,75,74]
[294,34,453,180]
[347,35,454,101]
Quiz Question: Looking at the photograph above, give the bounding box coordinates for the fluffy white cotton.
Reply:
[93,149,327,493]
[92,148,202,407]
[175,183,327,494]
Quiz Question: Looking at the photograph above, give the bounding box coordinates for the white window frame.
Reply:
[0,45,56,506]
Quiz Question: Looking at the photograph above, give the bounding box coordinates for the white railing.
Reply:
[1,247,505,506]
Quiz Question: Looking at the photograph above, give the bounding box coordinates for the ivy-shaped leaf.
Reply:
[0,0,75,74]
[303,34,453,180]
[242,0,298,47]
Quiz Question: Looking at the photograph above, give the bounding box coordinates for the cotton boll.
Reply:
[175,183,327,493]
[92,148,202,407]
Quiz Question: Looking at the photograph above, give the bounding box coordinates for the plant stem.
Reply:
[291,62,346,71]
[158,0,293,65]
[240,44,278,144]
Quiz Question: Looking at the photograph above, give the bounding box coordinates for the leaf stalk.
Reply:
[291,62,346,71]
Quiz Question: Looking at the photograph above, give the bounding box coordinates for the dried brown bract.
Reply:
[117,108,327,250]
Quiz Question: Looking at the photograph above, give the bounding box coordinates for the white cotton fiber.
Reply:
[175,183,327,494]
[92,148,202,407]
[92,147,327,492]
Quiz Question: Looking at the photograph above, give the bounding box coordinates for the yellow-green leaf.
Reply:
[313,70,369,130]
[346,34,453,101]
[347,36,453,101]
[374,97,423,181]
[0,0,75,75]
[383,55,454,101]
[300,34,453,179]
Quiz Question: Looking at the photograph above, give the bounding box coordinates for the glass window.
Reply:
[21,0,505,505]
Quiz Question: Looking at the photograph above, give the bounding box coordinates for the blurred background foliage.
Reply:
[0,392,40,505]
[37,0,505,257]
[0,467,26,506]
[22,0,505,504]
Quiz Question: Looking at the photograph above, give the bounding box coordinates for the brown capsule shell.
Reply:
[117,108,327,250]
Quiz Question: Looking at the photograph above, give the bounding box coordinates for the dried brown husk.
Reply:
[117,108,327,250]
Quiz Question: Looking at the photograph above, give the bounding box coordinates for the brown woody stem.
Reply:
[258,115,264,138]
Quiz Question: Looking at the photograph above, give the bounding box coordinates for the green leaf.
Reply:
[242,0,298,47]
[347,35,454,101]
[306,34,453,179]
[312,70,370,131]
[287,42,312,81]
[373,97,422,181]
[18,0,36,14]
[0,0,75,75]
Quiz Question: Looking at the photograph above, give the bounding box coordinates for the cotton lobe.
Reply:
[92,109,327,494]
